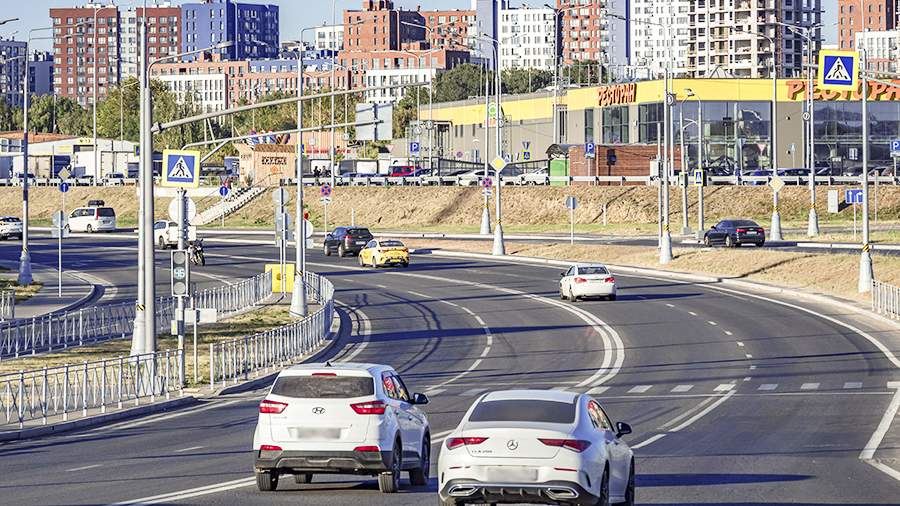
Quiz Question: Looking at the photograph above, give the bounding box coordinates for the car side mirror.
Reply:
[615,422,632,438]
[560,272,566,277]
[411,393,429,405]
[325,234,333,240]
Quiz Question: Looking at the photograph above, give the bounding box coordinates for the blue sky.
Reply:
[18,0,837,51]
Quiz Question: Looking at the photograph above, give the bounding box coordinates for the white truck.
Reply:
[154,220,198,249]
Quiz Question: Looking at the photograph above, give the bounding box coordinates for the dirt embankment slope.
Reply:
[2,185,896,232]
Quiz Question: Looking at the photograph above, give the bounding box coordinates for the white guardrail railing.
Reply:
[1,350,183,428]
[209,271,334,389]
[0,289,13,321]
[871,280,900,319]
[0,272,272,360]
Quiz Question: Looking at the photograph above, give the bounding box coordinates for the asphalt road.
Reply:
[0,234,898,505]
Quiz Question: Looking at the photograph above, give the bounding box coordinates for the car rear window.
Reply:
[469,399,576,424]
[270,375,374,399]
[379,240,404,248]
[579,267,608,275]
[98,208,116,217]
[1,217,20,223]
[733,220,759,227]
[347,228,372,238]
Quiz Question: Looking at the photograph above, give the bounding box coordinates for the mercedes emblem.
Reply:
[506,439,519,451]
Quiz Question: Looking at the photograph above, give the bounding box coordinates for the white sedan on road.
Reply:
[438,389,634,506]
[560,264,617,301]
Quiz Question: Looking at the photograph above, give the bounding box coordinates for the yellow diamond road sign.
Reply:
[817,49,858,91]
[769,174,785,193]
[490,156,507,172]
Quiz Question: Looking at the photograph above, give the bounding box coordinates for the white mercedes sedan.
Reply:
[560,264,617,302]
[437,389,634,506]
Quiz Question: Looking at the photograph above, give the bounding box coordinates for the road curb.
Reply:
[0,396,197,443]
[0,260,101,318]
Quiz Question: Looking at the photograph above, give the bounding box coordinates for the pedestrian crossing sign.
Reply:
[817,50,857,91]
[162,149,201,188]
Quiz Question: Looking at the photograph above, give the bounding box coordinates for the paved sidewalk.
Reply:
[0,260,98,321]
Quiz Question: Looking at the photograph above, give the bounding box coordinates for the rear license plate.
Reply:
[289,427,341,440]
[356,241,366,245]
[745,231,757,235]
[484,467,538,483]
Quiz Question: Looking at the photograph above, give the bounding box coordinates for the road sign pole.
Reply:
[480,73,491,236]
[859,47,873,293]
[771,188,783,241]
[570,207,575,245]
[492,56,505,257]
[176,188,187,385]
[660,67,672,264]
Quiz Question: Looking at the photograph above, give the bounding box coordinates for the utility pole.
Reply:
[17,35,35,287]
[859,47,873,292]
[133,0,154,355]
[291,26,316,318]
[480,60,491,235]
[330,0,337,189]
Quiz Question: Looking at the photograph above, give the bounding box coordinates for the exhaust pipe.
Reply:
[448,485,479,497]
[545,487,579,500]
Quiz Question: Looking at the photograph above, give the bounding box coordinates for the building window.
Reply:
[584,108,595,143]
[602,106,629,144]
[638,103,663,143]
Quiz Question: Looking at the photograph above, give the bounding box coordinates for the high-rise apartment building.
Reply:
[498,6,556,71]
[0,40,27,107]
[839,0,896,50]
[422,9,474,52]
[556,0,628,74]
[50,4,122,106]
[29,51,54,97]
[471,0,507,68]
[687,0,823,78]
[855,29,900,72]
[342,0,425,52]
[630,0,691,78]
[314,25,344,52]
[121,3,181,79]
[181,0,279,61]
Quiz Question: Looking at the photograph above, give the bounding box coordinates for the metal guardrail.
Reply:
[872,280,900,319]
[209,271,334,389]
[193,186,265,226]
[0,350,183,428]
[0,272,272,360]
[0,289,13,321]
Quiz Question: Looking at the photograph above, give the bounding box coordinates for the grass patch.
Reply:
[0,276,43,302]
[0,304,296,387]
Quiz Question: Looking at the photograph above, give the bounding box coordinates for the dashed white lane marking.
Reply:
[461,388,486,397]
[714,384,735,392]
[406,290,430,298]
[844,382,863,389]
[749,365,757,370]
[801,383,820,390]
[628,385,652,394]
[736,341,745,347]
[707,321,718,326]
[743,377,752,382]
[175,446,204,453]
[724,330,734,336]
[688,311,698,316]
[460,306,477,316]
[67,464,102,472]
[587,386,609,396]
[441,300,460,308]
[375,284,388,289]
[745,354,753,359]
[758,384,778,391]
[633,391,738,451]
[671,385,694,393]
[665,303,675,308]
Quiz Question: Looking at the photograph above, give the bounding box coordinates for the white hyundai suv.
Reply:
[253,362,431,494]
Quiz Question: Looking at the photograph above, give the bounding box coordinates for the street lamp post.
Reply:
[545,4,579,145]
[677,94,696,236]
[477,33,505,256]
[682,90,705,241]
[858,47,873,293]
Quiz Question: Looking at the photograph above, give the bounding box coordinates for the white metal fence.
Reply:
[0,350,183,428]
[0,289,13,321]
[871,280,900,319]
[0,272,273,360]
[209,271,334,389]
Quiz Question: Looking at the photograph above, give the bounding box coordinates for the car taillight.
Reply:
[259,445,282,452]
[446,437,489,450]
[736,228,746,233]
[604,277,616,283]
[354,445,380,453]
[311,372,337,376]
[539,438,592,453]
[574,277,587,284]
[259,399,287,414]
[351,400,386,415]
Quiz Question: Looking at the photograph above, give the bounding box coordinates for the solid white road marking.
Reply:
[667,391,736,432]
[665,303,675,308]
[67,464,102,472]
[749,365,757,370]
[759,384,778,391]
[688,311,698,316]
[407,290,430,298]
[844,382,863,389]
[724,330,734,336]
[860,385,900,482]
[800,383,820,390]
[111,477,256,505]
[174,446,204,453]
[714,384,735,392]
[671,385,694,393]
[631,434,665,450]
[628,385,652,394]
[337,306,372,363]
[658,396,718,430]
[634,391,737,450]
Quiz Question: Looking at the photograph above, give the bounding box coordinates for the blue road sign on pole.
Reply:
[219,185,229,197]
[845,189,864,204]
[585,142,596,159]
[523,151,531,161]
[891,139,900,157]
[162,149,200,188]
[409,141,420,155]
[58,182,70,193]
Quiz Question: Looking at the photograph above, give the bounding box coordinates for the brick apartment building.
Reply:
[50,5,121,106]
[838,0,897,50]
[423,9,475,52]
[120,5,181,79]
[342,0,426,52]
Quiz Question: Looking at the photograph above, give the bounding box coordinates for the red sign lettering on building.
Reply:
[786,79,900,101]
[598,83,638,107]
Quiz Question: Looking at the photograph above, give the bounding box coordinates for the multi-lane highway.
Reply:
[1,233,898,505]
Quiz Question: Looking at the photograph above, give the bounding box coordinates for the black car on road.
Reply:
[703,219,766,248]
[324,227,374,257]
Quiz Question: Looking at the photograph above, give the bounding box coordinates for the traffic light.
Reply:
[171,249,190,297]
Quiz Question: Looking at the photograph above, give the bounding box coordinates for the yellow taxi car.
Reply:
[358,239,410,268]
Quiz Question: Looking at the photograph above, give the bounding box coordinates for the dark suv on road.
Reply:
[324,227,374,257]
